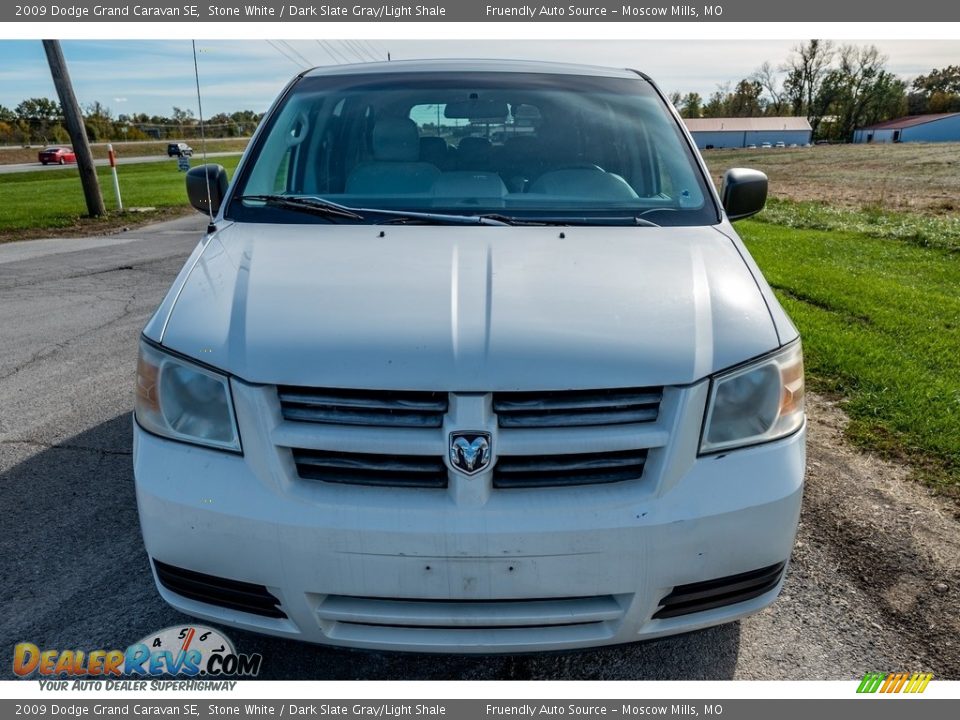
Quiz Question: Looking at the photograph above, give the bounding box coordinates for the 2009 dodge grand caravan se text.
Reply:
[133,60,805,653]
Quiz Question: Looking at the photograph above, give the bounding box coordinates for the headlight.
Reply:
[700,341,804,454]
[135,339,241,453]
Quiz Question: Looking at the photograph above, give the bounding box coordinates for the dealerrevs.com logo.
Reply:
[13,625,263,683]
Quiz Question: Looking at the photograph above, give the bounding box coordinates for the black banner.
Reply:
[5,0,960,23]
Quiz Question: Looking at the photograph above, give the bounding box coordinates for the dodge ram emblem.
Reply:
[449,432,492,475]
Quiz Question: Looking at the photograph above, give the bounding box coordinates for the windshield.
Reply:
[228,71,716,226]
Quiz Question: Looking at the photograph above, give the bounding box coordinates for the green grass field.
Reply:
[739,217,960,489]
[0,156,241,239]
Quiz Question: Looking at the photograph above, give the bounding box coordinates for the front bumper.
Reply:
[133,378,805,653]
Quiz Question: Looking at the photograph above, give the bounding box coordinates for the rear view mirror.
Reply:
[444,99,509,120]
[721,168,768,221]
[186,164,229,215]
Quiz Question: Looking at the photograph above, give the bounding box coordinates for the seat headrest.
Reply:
[458,136,492,153]
[419,136,448,165]
[373,118,420,162]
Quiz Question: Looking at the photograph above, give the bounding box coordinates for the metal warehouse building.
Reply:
[853,113,960,143]
[683,117,813,149]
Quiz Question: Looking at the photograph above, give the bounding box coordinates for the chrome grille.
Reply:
[494,449,648,488]
[493,388,662,428]
[293,449,447,488]
[278,386,447,428]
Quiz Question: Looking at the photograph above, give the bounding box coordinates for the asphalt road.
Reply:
[0,216,955,680]
[0,151,241,175]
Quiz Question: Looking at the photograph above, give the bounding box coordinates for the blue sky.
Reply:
[0,39,955,118]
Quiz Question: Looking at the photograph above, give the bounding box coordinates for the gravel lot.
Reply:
[1,215,957,680]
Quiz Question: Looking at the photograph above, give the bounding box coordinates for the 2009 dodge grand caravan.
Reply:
[134,60,805,653]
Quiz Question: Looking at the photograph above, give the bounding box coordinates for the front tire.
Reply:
[58,158,64,165]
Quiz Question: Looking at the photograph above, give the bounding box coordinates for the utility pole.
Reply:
[42,40,105,218]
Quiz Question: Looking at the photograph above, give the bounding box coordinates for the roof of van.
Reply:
[301,59,645,80]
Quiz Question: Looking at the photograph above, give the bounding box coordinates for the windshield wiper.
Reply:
[370,209,510,226]
[236,195,364,221]
[478,214,660,227]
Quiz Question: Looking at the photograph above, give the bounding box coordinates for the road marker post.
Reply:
[107,144,123,211]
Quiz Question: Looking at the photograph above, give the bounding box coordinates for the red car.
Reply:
[38,146,76,165]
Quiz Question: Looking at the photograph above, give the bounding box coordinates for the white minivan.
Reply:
[134,60,805,653]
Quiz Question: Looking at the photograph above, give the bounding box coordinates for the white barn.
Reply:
[853,113,960,144]
[683,117,813,149]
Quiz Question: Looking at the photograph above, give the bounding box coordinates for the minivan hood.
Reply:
[157,224,778,389]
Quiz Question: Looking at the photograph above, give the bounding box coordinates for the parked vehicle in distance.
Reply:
[38,146,75,165]
[775,141,786,148]
[135,60,805,654]
[167,142,193,157]
[761,141,773,148]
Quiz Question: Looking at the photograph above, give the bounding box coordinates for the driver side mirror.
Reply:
[721,168,767,221]
[186,164,229,215]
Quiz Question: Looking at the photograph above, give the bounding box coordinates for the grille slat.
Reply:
[293,449,447,488]
[494,449,647,488]
[279,386,447,428]
[278,390,447,412]
[318,594,624,628]
[153,560,286,619]
[494,388,662,428]
[493,391,662,412]
[653,562,786,619]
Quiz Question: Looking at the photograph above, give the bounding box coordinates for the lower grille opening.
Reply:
[153,560,286,619]
[316,594,627,648]
[494,449,648,488]
[653,561,786,619]
[293,449,447,488]
[318,594,625,628]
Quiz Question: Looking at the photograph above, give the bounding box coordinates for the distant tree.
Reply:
[912,65,960,95]
[782,40,835,134]
[817,45,907,142]
[908,65,960,114]
[752,61,789,115]
[229,110,263,135]
[679,93,702,118]
[667,91,682,109]
[14,97,62,143]
[172,106,195,137]
[702,83,732,118]
[84,101,114,141]
[728,79,765,117]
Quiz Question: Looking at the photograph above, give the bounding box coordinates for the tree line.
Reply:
[0,100,263,146]
[668,41,960,143]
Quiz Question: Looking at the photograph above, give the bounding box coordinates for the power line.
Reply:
[339,40,368,63]
[344,39,376,62]
[315,40,350,65]
[329,41,359,64]
[265,39,306,69]
[360,40,387,61]
[278,40,314,67]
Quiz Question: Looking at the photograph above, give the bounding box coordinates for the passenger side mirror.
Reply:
[721,168,768,221]
[186,164,229,215]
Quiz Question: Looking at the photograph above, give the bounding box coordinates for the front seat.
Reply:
[346,118,441,195]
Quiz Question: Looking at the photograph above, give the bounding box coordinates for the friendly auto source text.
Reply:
[485,5,710,17]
